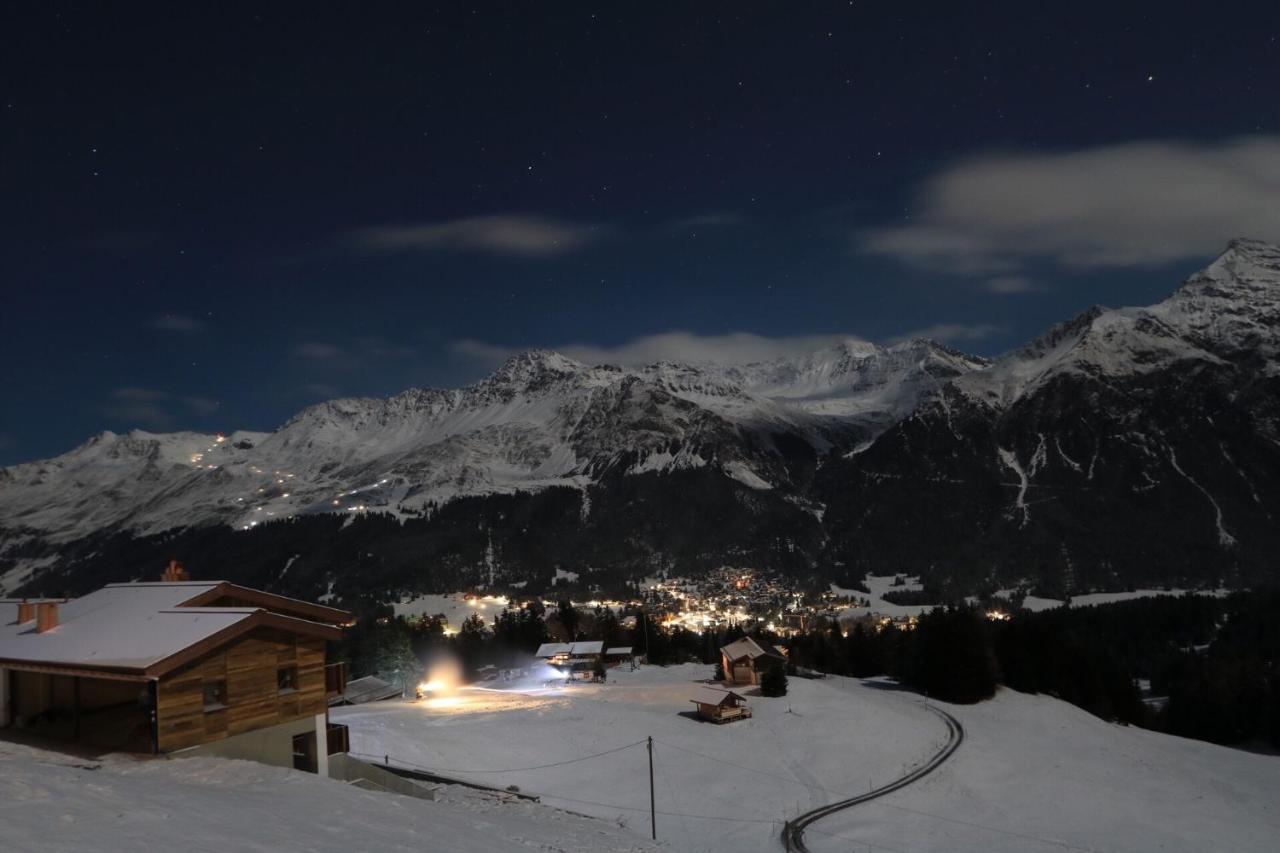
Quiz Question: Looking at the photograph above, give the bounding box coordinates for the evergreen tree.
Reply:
[760,662,788,697]
[556,599,580,640]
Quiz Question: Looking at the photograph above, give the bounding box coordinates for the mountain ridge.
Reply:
[3,240,1278,602]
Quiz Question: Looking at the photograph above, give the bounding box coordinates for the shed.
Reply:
[604,646,634,667]
[689,686,751,723]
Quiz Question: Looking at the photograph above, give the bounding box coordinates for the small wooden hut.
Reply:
[689,685,751,723]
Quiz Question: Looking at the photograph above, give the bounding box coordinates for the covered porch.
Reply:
[1,665,155,754]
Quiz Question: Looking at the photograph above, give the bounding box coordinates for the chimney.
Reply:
[16,600,33,624]
[35,602,58,633]
[161,559,190,582]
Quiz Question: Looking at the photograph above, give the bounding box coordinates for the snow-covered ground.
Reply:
[833,575,935,618]
[1019,587,1231,612]
[334,664,1280,853]
[0,739,656,853]
[334,664,941,853]
[810,687,1280,853]
[833,578,1232,619]
[394,593,511,628]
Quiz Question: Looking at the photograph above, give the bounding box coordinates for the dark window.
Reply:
[202,680,226,711]
[277,666,298,693]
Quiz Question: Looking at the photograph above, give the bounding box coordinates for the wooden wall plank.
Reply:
[155,628,331,752]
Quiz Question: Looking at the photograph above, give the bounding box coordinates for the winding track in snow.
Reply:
[780,701,964,853]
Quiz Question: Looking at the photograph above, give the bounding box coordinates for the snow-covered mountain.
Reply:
[0,337,982,593]
[822,238,1280,594]
[3,240,1278,601]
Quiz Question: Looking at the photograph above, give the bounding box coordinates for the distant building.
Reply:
[689,685,751,723]
[720,636,786,686]
[604,646,634,668]
[534,640,604,667]
[0,569,351,775]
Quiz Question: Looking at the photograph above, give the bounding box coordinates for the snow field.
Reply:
[333,664,952,853]
[0,740,657,853]
[335,664,1280,853]
[807,688,1280,853]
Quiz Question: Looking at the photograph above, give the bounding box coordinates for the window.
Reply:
[277,666,298,694]
[202,680,227,711]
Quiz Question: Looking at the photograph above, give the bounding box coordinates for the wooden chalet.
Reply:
[719,636,787,686]
[0,565,352,775]
[689,685,751,723]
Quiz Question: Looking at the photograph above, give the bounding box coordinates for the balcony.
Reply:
[324,661,348,698]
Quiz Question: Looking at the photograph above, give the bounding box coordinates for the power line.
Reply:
[358,739,1104,851]
[348,739,646,775]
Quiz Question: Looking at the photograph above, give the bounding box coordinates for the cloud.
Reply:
[102,388,220,428]
[349,214,601,257]
[452,331,871,368]
[888,324,1002,345]
[983,276,1042,294]
[150,313,205,333]
[294,342,344,360]
[668,212,743,229]
[861,136,1280,271]
[293,338,416,363]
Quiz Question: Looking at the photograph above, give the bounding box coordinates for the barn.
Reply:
[719,636,787,686]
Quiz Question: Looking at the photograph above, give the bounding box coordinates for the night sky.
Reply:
[3,3,1278,465]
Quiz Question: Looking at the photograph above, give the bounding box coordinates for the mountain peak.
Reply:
[494,348,582,374]
[1182,238,1280,295]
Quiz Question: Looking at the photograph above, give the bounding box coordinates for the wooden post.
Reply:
[647,735,656,840]
[149,680,159,754]
[72,676,80,742]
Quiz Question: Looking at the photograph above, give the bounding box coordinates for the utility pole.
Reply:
[647,735,656,840]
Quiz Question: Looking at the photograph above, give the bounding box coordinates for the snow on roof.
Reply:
[535,641,603,657]
[720,636,785,662]
[0,582,333,673]
[534,642,571,658]
[605,646,633,655]
[689,685,745,706]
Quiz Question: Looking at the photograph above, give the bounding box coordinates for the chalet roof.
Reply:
[0,581,347,679]
[605,646,633,656]
[535,640,604,657]
[689,685,746,707]
[535,642,571,658]
[720,636,786,663]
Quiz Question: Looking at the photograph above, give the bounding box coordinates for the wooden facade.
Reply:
[690,686,751,723]
[156,628,327,752]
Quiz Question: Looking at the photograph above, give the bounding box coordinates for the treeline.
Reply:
[338,590,1279,751]
[785,592,1280,750]
[338,599,748,686]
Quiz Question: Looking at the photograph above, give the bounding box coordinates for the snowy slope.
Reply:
[333,663,944,853]
[811,687,1280,853]
[0,740,658,853]
[332,664,1280,853]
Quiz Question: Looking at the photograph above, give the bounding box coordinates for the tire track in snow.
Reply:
[780,702,963,853]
